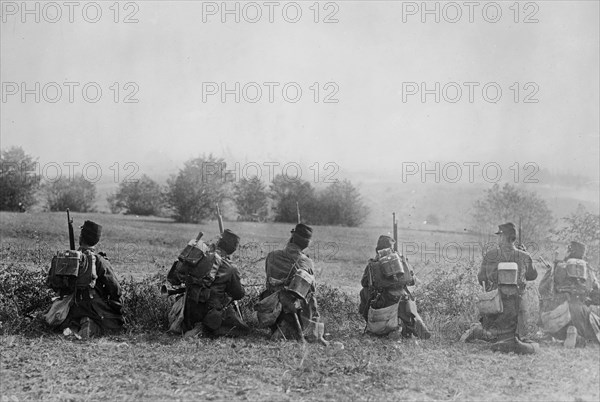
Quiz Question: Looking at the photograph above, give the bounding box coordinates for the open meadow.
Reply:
[1,211,599,401]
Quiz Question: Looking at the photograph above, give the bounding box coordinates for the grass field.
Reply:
[1,211,599,401]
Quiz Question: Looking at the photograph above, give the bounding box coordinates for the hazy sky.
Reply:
[1,1,599,185]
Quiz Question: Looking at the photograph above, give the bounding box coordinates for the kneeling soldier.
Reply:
[538,241,600,347]
[359,235,431,339]
[45,220,124,338]
[461,222,538,354]
[172,229,248,337]
[256,224,327,344]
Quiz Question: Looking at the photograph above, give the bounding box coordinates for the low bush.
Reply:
[316,284,363,335]
[5,259,539,341]
[0,263,53,334]
[120,273,172,332]
[412,261,480,318]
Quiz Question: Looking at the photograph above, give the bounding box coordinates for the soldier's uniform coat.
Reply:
[261,242,321,339]
[182,248,245,334]
[58,247,124,334]
[539,259,600,343]
[478,243,537,338]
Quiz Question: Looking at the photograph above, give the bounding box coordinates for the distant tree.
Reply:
[472,183,553,244]
[233,177,268,221]
[167,154,228,223]
[106,192,121,214]
[270,174,317,223]
[107,175,164,216]
[0,146,40,211]
[553,204,600,266]
[316,180,369,227]
[43,176,96,212]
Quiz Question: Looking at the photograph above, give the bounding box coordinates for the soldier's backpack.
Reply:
[285,268,315,301]
[167,234,223,303]
[167,234,211,287]
[368,248,413,289]
[554,258,589,295]
[47,249,97,294]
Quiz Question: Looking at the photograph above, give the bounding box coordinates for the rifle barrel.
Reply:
[392,212,398,252]
[216,203,224,234]
[67,209,75,250]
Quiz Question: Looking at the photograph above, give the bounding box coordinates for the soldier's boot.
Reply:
[564,326,578,349]
[77,317,101,339]
[413,318,431,340]
[388,329,403,341]
[514,337,539,354]
[460,323,494,343]
[491,336,538,355]
[306,320,329,346]
[183,322,204,338]
[271,322,291,341]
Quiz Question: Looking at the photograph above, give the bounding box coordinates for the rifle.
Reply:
[517,216,525,251]
[161,284,186,296]
[215,203,244,320]
[293,201,306,343]
[216,203,224,234]
[67,209,75,250]
[538,256,553,270]
[296,202,301,224]
[392,212,398,252]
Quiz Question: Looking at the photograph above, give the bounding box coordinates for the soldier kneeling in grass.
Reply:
[255,224,329,344]
[538,241,600,347]
[461,222,538,354]
[359,235,431,340]
[45,220,124,338]
[167,229,248,338]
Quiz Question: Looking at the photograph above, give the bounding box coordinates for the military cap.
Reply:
[495,222,516,237]
[376,235,395,251]
[218,229,240,255]
[291,223,313,240]
[568,241,586,259]
[80,220,102,246]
